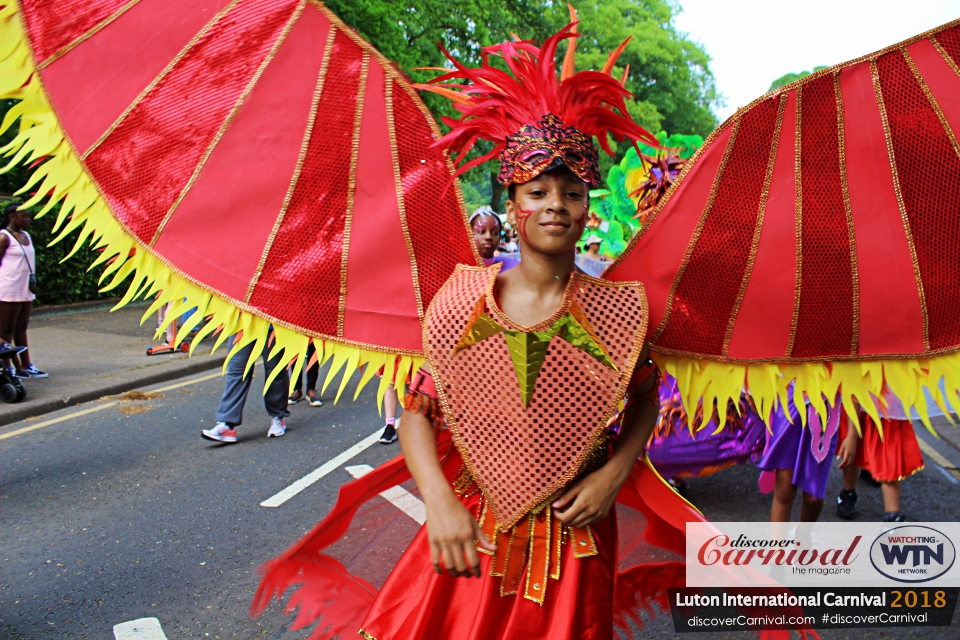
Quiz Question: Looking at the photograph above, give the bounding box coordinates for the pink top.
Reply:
[0,229,36,302]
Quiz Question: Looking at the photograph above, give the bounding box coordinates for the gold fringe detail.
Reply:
[0,1,421,402]
[653,351,960,438]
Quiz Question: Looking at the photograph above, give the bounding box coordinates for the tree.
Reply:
[768,66,828,92]
[328,1,721,212]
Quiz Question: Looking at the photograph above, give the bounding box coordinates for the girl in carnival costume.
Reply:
[254,18,719,640]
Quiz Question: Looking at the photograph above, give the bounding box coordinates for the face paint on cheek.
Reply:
[515,205,535,241]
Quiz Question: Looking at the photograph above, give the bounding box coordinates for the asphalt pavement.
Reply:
[1,303,960,639]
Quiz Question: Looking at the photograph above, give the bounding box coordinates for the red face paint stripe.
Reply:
[391,83,477,309]
[657,97,780,356]
[83,0,300,243]
[791,74,855,358]
[877,49,960,351]
[248,28,364,336]
[515,205,535,241]
[20,0,133,64]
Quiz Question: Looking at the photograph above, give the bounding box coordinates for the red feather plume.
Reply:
[417,20,658,181]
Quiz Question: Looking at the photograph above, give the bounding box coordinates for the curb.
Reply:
[0,355,224,427]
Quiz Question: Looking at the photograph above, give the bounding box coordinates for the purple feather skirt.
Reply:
[646,376,767,479]
[755,395,840,500]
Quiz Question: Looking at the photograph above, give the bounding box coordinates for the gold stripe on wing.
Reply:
[386,79,425,321]
[722,94,786,356]
[931,35,960,80]
[79,0,243,160]
[37,0,143,70]
[337,52,370,338]
[650,113,742,343]
[785,86,804,358]
[871,57,930,352]
[834,72,860,357]
[244,21,336,304]
[903,47,960,162]
[148,0,306,248]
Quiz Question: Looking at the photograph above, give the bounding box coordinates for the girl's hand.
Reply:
[551,465,627,528]
[836,416,860,468]
[836,436,859,469]
[425,492,496,578]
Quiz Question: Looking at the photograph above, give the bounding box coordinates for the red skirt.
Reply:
[839,415,924,482]
[358,490,617,640]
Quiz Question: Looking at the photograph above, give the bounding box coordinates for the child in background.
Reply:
[757,391,847,523]
[836,400,924,522]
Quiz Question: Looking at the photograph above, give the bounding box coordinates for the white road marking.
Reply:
[0,372,222,441]
[113,617,168,640]
[345,464,426,524]
[259,430,382,507]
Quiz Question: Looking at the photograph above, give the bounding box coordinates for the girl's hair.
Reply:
[469,205,502,231]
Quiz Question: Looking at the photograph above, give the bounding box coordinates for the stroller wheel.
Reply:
[1,382,18,403]
[14,381,25,402]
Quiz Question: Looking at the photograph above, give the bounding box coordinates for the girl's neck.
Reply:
[512,245,575,292]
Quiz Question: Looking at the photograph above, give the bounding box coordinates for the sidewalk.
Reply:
[0,301,225,426]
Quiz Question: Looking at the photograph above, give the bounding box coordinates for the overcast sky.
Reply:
[673,0,960,122]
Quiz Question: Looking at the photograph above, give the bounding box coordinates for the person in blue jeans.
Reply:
[201,332,290,443]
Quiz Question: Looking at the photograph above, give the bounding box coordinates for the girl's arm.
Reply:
[398,409,496,579]
[0,232,8,267]
[837,414,860,468]
[553,344,658,528]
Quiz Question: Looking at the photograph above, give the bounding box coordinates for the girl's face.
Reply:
[504,170,588,257]
[471,215,500,259]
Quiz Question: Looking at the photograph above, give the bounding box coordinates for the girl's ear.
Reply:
[504,198,517,227]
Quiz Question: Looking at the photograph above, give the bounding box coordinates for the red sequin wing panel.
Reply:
[82,0,302,244]
[655,96,781,357]
[247,26,363,338]
[791,74,856,358]
[609,21,960,362]
[876,40,960,352]
[19,0,134,64]
[391,81,478,315]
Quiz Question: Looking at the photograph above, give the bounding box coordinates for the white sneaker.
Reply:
[201,422,237,443]
[267,417,286,438]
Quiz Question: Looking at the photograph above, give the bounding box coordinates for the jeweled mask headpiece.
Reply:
[416,9,657,188]
[500,114,600,187]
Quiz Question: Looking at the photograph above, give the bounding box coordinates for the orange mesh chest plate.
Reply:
[425,265,648,528]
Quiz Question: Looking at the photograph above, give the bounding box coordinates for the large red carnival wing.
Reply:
[608,20,960,365]
[10,0,476,356]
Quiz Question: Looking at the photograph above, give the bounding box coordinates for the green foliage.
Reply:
[330,0,720,210]
[585,147,645,257]
[768,65,828,92]
[639,130,703,159]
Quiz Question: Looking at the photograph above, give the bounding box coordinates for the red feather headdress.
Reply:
[418,14,658,187]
